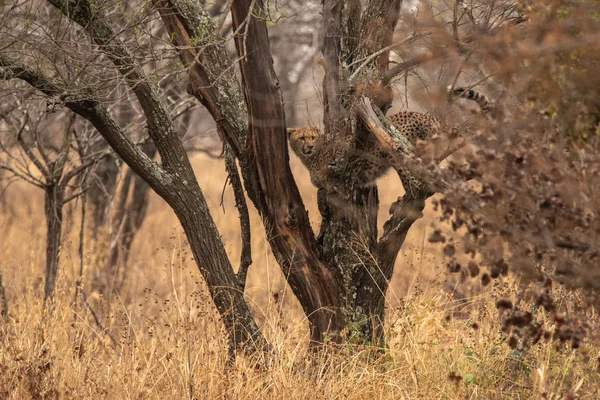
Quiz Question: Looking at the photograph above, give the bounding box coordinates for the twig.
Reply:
[186,144,223,159]
[15,112,50,179]
[349,34,429,82]
[380,53,437,86]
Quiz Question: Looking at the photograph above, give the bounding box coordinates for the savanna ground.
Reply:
[1,149,599,399]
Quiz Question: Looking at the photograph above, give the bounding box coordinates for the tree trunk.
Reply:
[154,0,424,346]
[166,183,265,351]
[107,169,150,273]
[87,153,119,230]
[313,0,432,345]
[230,0,347,344]
[43,182,65,301]
[106,142,155,276]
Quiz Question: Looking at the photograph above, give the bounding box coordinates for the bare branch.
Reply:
[0,55,171,192]
[46,0,190,177]
[0,165,46,188]
[153,0,249,156]
[355,96,449,192]
[14,112,50,179]
[380,52,438,86]
[355,96,413,155]
[349,34,428,83]
[224,143,252,291]
[377,189,432,280]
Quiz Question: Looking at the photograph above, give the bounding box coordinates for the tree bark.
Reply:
[87,153,119,230]
[231,0,345,344]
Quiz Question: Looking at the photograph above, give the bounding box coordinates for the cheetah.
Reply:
[288,87,492,194]
[288,111,437,196]
[287,126,390,191]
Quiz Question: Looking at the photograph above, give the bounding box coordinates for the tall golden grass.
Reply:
[0,153,598,399]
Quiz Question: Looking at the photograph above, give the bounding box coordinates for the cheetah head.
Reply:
[287,127,320,158]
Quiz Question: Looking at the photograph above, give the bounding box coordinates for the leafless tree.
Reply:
[0,104,110,301]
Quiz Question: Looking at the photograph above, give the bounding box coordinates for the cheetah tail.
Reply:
[447,86,493,113]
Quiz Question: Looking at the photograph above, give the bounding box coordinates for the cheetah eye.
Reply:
[299,137,305,142]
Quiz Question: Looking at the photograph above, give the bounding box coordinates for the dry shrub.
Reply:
[407,0,600,350]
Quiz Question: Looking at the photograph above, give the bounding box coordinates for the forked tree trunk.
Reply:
[155,0,345,344]
[314,0,424,345]
[156,0,426,346]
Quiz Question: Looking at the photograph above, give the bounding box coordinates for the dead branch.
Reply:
[380,53,438,86]
[224,143,252,291]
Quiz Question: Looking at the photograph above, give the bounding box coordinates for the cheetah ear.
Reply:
[286,128,297,137]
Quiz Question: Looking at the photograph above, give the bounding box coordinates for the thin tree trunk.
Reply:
[107,143,154,274]
[116,175,149,267]
[87,153,119,230]
[43,183,65,301]
[0,267,8,317]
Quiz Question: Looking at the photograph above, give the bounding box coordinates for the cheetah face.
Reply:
[287,127,319,157]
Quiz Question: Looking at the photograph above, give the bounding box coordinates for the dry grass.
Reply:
[0,153,599,399]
